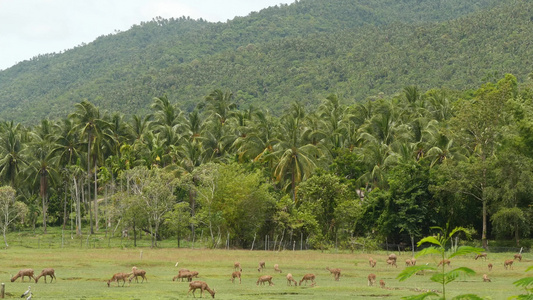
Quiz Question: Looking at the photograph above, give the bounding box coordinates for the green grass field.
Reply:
[0,244,530,299]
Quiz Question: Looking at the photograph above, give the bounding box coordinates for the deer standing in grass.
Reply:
[257,275,274,286]
[437,259,451,267]
[326,267,341,281]
[188,281,215,298]
[386,259,397,268]
[299,274,315,286]
[129,266,147,283]
[35,268,56,283]
[410,258,416,266]
[369,258,376,268]
[274,264,282,273]
[11,269,36,283]
[488,263,493,271]
[483,274,491,282]
[367,273,376,286]
[405,259,413,266]
[514,253,522,261]
[379,279,385,289]
[286,273,297,286]
[504,259,514,270]
[231,271,241,284]
[475,253,487,260]
[107,272,131,287]
[257,261,265,272]
[234,262,242,272]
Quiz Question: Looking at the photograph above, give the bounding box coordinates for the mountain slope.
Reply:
[0,0,515,123]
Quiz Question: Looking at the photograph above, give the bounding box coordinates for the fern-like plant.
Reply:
[509,265,533,300]
[397,225,485,300]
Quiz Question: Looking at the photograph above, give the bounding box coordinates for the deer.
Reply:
[231,271,241,284]
[410,258,416,266]
[488,263,493,271]
[234,262,242,272]
[257,261,265,272]
[437,259,451,267]
[11,269,36,283]
[274,264,282,273]
[107,272,131,287]
[286,273,298,286]
[367,273,376,286]
[386,259,397,268]
[504,259,514,270]
[35,268,56,283]
[299,273,315,286]
[475,253,488,260]
[129,266,147,283]
[405,259,413,266]
[326,267,341,281]
[174,271,194,282]
[256,275,274,286]
[483,274,491,282]
[388,254,397,262]
[369,257,377,268]
[188,280,215,298]
[379,279,385,289]
[514,253,522,261]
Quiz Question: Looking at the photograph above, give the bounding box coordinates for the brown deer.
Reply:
[299,273,315,286]
[386,259,397,268]
[231,271,241,284]
[388,254,397,261]
[129,266,147,283]
[107,272,131,287]
[367,273,376,286]
[514,253,522,261]
[11,269,36,283]
[379,279,385,289]
[483,274,491,282]
[410,258,417,266]
[405,259,413,266]
[256,275,274,286]
[488,263,493,271]
[504,259,514,270]
[326,267,341,281]
[437,259,451,267]
[274,264,282,273]
[234,262,242,272]
[369,257,377,268]
[475,253,487,260]
[188,281,215,298]
[257,261,265,272]
[35,268,56,283]
[174,271,195,282]
[286,273,298,286]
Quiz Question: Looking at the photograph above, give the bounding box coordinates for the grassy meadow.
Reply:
[0,243,530,299]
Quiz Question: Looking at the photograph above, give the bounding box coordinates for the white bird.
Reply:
[26,292,32,300]
[175,262,179,267]
[20,286,30,298]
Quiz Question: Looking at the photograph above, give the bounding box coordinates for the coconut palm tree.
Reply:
[0,122,29,189]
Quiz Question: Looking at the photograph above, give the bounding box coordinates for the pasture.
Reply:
[0,247,529,299]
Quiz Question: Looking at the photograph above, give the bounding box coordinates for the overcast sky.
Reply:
[0,0,293,70]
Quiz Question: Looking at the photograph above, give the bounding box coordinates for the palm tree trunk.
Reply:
[94,162,98,232]
[88,133,94,234]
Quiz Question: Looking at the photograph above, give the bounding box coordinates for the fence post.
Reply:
[1,282,5,298]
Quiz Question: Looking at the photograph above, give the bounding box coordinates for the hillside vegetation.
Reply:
[1,0,524,123]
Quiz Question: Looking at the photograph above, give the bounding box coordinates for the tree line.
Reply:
[0,74,532,249]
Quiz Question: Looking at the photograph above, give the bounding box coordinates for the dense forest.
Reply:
[0,73,532,249]
[3,0,533,123]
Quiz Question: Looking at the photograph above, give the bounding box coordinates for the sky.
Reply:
[0,0,293,70]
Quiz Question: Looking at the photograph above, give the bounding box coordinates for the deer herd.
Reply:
[7,251,526,298]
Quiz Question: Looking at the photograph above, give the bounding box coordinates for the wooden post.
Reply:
[1,282,5,298]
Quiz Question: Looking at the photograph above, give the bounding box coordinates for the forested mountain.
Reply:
[0,0,525,124]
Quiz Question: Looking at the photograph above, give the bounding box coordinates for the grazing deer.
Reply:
[107,272,131,287]
[299,274,315,286]
[405,259,413,266]
[488,263,493,271]
[386,259,397,268]
[274,264,282,273]
[514,253,522,261]
[258,261,265,272]
[231,271,241,284]
[326,267,341,281]
[388,254,397,262]
[11,269,36,283]
[367,273,376,286]
[475,253,488,260]
[379,279,385,289]
[437,259,451,267]
[410,258,416,266]
[369,258,376,268]
[504,259,514,270]
[483,274,491,282]
[188,281,215,298]
[174,271,194,282]
[256,275,274,286]
[129,266,147,283]
[35,268,56,283]
[286,273,297,286]
[234,262,242,272]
